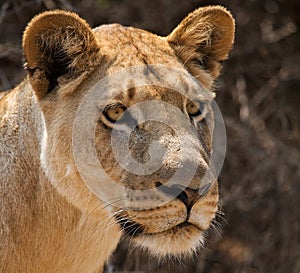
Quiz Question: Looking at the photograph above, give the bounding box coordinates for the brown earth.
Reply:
[0,1,299,273]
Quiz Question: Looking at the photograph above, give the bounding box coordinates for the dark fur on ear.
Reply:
[168,6,235,86]
[23,10,100,98]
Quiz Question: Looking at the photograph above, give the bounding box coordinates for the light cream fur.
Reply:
[0,7,234,273]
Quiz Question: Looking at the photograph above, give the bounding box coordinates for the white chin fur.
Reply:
[132,225,205,257]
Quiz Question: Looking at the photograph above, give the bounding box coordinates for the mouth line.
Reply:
[140,221,201,237]
[115,214,199,237]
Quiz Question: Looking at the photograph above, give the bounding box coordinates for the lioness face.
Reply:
[95,83,217,255]
[23,7,234,256]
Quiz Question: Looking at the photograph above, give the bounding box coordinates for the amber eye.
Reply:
[186,100,204,117]
[103,104,126,122]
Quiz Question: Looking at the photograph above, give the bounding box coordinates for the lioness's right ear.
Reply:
[23,10,100,98]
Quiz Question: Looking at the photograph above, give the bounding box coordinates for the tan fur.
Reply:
[0,7,234,273]
[168,6,235,85]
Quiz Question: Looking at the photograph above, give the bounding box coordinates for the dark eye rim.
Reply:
[102,103,127,123]
[187,100,206,117]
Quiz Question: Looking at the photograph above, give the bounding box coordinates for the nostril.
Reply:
[176,190,189,207]
[179,187,200,212]
[155,182,199,211]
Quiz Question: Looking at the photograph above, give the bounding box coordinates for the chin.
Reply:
[132,223,205,257]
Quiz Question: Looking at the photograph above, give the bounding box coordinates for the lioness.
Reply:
[0,6,234,273]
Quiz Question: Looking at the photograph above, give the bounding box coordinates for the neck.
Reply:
[0,80,121,273]
[0,80,42,183]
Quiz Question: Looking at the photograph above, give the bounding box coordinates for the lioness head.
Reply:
[23,6,234,257]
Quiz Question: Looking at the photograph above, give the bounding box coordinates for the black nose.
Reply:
[175,187,200,211]
[155,182,208,212]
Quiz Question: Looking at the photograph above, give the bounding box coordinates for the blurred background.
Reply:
[0,0,299,272]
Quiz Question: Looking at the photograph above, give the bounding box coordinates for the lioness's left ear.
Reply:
[167,6,235,82]
[23,10,100,98]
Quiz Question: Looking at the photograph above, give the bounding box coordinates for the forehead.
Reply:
[114,85,185,109]
[87,24,214,107]
[93,24,181,69]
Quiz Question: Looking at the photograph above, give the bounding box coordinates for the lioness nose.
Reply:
[156,182,210,211]
[175,187,200,211]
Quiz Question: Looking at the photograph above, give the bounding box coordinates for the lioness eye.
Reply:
[103,104,126,122]
[186,100,205,117]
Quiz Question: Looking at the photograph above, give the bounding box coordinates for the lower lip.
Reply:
[141,221,194,236]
